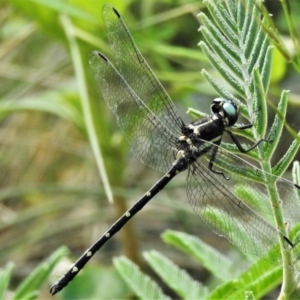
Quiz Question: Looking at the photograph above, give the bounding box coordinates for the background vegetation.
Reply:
[1,0,300,299]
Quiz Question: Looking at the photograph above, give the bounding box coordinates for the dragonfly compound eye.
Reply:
[222,101,238,126]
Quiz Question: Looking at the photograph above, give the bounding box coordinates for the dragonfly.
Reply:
[50,3,300,295]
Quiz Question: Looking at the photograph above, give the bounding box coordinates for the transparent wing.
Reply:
[202,142,300,220]
[101,4,183,137]
[186,159,293,265]
[89,52,178,173]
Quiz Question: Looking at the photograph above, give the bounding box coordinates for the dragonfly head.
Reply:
[211,98,238,127]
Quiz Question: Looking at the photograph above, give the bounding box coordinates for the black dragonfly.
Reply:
[50,3,300,295]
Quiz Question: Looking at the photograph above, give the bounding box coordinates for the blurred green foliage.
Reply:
[0,0,300,299]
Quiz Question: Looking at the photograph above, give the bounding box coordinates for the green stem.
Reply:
[258,142,296,298]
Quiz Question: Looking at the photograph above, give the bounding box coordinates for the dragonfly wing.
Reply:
[201,141,300,220]
[89,52,177,173]
[101,4,183,137]
[187,158,288,265]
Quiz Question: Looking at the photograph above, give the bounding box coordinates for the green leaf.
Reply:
[272,137,300,177]
[153,44,207,62]
[208,256,281,299]
[61,265,130,299]
[264,90,288,158]
[200,0,271,123]
[234,185,272,217]
[252,68,267,136]
[13,247,69,300]
[227,262,282,299]
[17,291,39,300]
[239,0,251,42]
[198,13,240,62]
[206,280,239,300]
[200,70,241,103]
[204,0,238,45]
[260,45,273,93]
[243,3,260,60]
[199,42,245,96]
[199,23,242,79]
[30,0,98,23]
[0,263,14,299]
[162,230,236,281]
[249,33,272,86]
[113,256,171,300]
[186,107,208,120]
[248,32,268,79]
[245,290,255,300]
[143,250,209,300]
[61,14,113,203]
[0,92,84,131]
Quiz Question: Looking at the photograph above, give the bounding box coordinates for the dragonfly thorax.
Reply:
[178,98,238,147]
[174,99,239,169]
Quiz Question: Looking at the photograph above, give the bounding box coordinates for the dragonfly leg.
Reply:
[226,130,268,153]
[208,142,230,180]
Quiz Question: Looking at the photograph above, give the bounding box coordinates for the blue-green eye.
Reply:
[223,102,236,116]
[223,101,238,126]
[211,98,238,126]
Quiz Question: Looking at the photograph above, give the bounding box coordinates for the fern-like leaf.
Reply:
[113,256,171,300]
[143,250,208,300]
[13,247,69,300]
[162,230,236,281]
[199,0,300,297]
